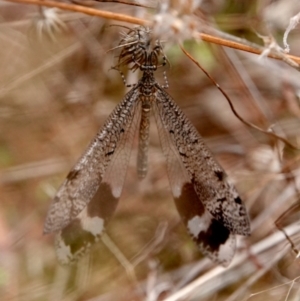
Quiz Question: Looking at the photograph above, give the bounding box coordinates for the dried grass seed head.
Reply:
[30,8,67,41]
[152,0,202,43]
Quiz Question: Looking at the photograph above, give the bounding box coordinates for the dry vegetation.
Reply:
[1,0,300,300]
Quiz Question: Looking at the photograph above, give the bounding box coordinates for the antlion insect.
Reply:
[44,26,250,266]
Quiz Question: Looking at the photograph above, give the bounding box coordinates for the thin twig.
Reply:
[75,0,154,9]
[180,45,300,150]
[101,234,138,283]
[164,222,300,301]
[5,0,147,25]
[5,0,300,68]
[200,33,300,66]
[275,201,300,257]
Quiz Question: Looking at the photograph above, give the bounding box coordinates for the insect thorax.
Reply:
[138,70,157,98]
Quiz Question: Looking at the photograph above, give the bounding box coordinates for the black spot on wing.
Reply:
[57,182,119,262]
[174,182,232,259]
[234,196,242,204]
[67,169,80,181]
[61,218,96,255]
[174,182,205,224]
[214,170,224,181]
[196,218,230,252]
[87,182,118,222]
[105,150,115,156]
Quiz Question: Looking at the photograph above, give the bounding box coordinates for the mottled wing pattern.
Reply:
[153,85,250,266]
[44,87,141,264]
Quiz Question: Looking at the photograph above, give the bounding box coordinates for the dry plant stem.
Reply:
[5,0,147,25]
[164,222,300,301]
[275,160,300,257]
[4,0,300,67]
[0,158,69,184]
[225,249,287,301]
[72,0,154,8]
[200,33,300,69]
[91,0,153,9]
[101,234,138,284]
[180,46,300,151]
[130,222,168,267]
[246,276,300,301]
[0,42,80,98]
[221,46,274,123]
[275,202,300,256]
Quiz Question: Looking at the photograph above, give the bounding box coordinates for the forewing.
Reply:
[154,86,250,234]
[54,99,141,264]
[153,100,236,266]
[44,87,140,234]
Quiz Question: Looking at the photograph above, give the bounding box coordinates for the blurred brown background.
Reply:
[1,1,300,300]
